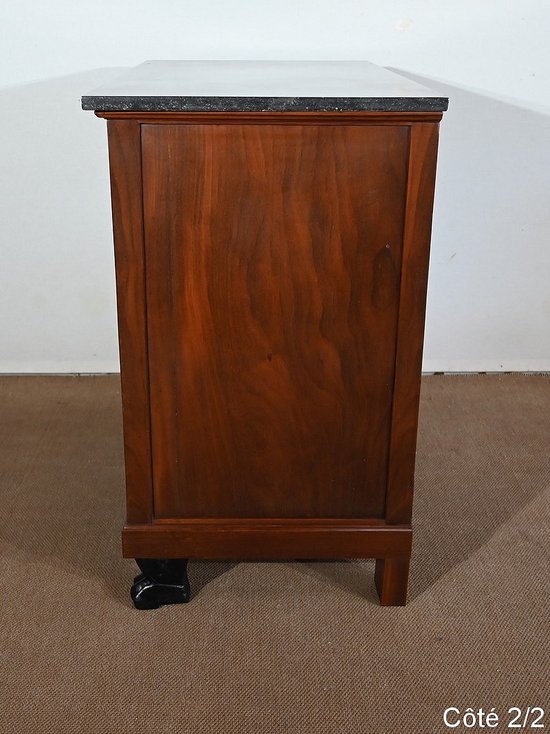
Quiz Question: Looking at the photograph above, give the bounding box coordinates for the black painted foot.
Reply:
[131,558,191,610]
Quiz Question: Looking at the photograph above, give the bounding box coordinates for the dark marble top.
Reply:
[82,61,448,113]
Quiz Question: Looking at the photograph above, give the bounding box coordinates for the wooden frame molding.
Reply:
[122,520,412,559]
[107,120,154,524]
[97,110,443,124]
[385,123,440,524]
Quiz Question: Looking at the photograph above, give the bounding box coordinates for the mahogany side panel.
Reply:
[141,123,409,519]
[385,123,440,524]
[107,120,153,524]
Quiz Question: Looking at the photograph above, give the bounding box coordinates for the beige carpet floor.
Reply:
[0,375,548,733]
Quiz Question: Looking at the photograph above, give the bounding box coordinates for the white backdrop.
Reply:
[1,1,549,373]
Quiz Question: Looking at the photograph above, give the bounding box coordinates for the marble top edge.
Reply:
[81,95,448,113]
[82,61,449,113]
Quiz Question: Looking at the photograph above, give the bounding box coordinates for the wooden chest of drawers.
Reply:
[83,61,447,608]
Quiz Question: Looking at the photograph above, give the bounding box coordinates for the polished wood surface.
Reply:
[107,121,153,524]
[122,519,412,560]
[103,110,443,605]
[142,123,408,519]
[386,123,439,524]
[97,111,443,124]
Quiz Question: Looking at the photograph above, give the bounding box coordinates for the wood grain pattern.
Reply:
[107,121,153,524]
[101,111,444,604]
[122,520,412,559]
[141,123,409,519]
[385,123,440,524]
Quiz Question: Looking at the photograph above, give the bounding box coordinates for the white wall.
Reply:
[1,1,549,373]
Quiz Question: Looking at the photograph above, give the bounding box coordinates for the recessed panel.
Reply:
[142,123,408,518]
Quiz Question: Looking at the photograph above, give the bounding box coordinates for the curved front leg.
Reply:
[131,558,191,609]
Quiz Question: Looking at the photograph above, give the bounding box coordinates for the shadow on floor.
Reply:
[0,376,236,605]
